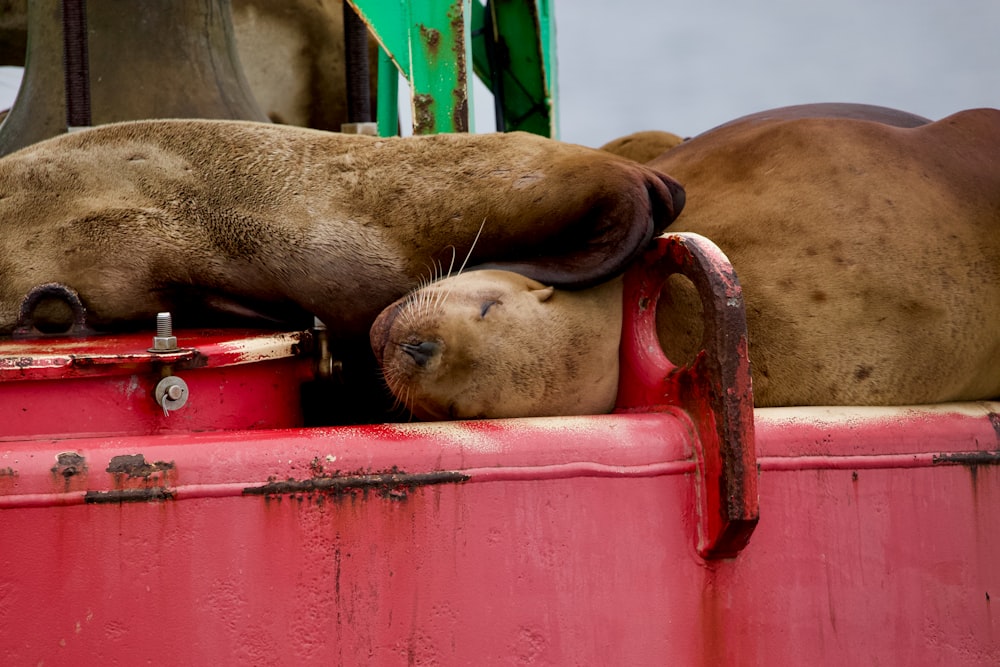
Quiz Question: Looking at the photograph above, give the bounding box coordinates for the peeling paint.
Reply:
[413,93,436,134]
[449,7,469,132]
[419,24,441,55]
[932,450,1000,466]
[244,468,468,501]
[106,453,175,478]
[51,451,86,478]
[215,330,309,366]
[85,487,173,503]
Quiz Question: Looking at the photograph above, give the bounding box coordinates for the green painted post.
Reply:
[350,0,556,137]
[351,0,472,135]
[471,0,558,137]
[376,47,400,137]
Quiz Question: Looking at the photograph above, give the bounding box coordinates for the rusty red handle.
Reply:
[616,233,759,558]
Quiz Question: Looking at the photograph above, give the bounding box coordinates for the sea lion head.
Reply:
[370,269,622,421]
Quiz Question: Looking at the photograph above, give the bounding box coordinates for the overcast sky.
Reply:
[3,1,997,148]
[549,0,1000,146]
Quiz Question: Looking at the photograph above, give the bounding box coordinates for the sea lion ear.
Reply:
[477,168,685,290]
[531,286,555,302]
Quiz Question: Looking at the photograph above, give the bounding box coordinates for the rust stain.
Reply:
[449,8,469,132]
[413,93,436,134]
[244,467,468,501]
[452,88,469,133]
[419,24,441,56]
[931,451,1000,467]
[106,453,175,478]
[51,451,86,479]
[0,467,17,477]
[932,449,1000,497]
[85,487,174,504]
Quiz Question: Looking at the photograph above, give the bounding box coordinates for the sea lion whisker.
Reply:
[454,218,487,278]
[433,246,458,282]
[439,219,487,307]
[403,289,430,322]
[433,285,448,312]
[418,261,439,291]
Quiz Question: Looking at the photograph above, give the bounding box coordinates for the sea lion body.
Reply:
[0,119,682,338]
[373,106,1000,417]
[654,107,1000,405]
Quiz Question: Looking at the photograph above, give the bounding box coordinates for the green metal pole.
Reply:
[350,0,472,134]
[349,0,556,137]
[376,46,400,137]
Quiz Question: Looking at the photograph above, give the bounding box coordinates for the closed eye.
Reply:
[480,300,498,318]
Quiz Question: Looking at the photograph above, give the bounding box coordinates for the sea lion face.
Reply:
[370,270,621,421]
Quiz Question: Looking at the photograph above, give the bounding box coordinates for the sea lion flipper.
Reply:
[477,167,685,290]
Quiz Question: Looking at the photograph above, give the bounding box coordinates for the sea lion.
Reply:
[0,0,378,131]
[372,270,623,420]
[598,130,685,164]
[230,0,379,130]
[371,105,1000,418]
[0,119,683,339]
[598,104,930,165]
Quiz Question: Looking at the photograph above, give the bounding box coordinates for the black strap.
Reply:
[61,0,91,128]
[343,3,371,123]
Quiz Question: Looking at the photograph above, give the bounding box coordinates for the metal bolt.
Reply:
[156,312,172,337]
[149,312,178,352]
[154,376,189,416]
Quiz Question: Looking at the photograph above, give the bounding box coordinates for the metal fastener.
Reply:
[149,312,178,352]
[154,376,189,416]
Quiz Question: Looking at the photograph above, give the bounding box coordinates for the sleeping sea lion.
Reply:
[372,269,623,420]
[0,119,683,338]
[371,105,1000,418]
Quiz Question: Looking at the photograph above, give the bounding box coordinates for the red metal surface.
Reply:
[1,404,998,664]
[617,233,758,558]
[1,234,998,664]
[0,329,313,439]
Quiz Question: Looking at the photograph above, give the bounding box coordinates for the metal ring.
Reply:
[12,282,94,338]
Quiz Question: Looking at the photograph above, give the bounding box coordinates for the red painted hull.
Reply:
[2,235,997,664]
[1,405,997,665]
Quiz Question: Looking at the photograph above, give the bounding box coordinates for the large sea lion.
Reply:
[230,0,379,130]
[371,105,1000,419]
[0,0,378,131]
[0,119,683,339]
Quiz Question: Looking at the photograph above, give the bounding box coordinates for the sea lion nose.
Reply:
[400,340,440,367]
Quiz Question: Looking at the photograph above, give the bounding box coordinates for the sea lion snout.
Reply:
[400,340,440,368]
[369,297,405,360]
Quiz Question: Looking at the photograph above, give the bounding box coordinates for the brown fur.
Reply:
[0,119,682,338]
[0,0,377,131]
[231,0,379,130]
[371,270,622,420]
[599,130,685,163]
[654,107,1000,405]
[373,106,1000,416]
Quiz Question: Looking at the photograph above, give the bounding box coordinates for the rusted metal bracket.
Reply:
[616,233,759,559]
[12,282,95,338]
